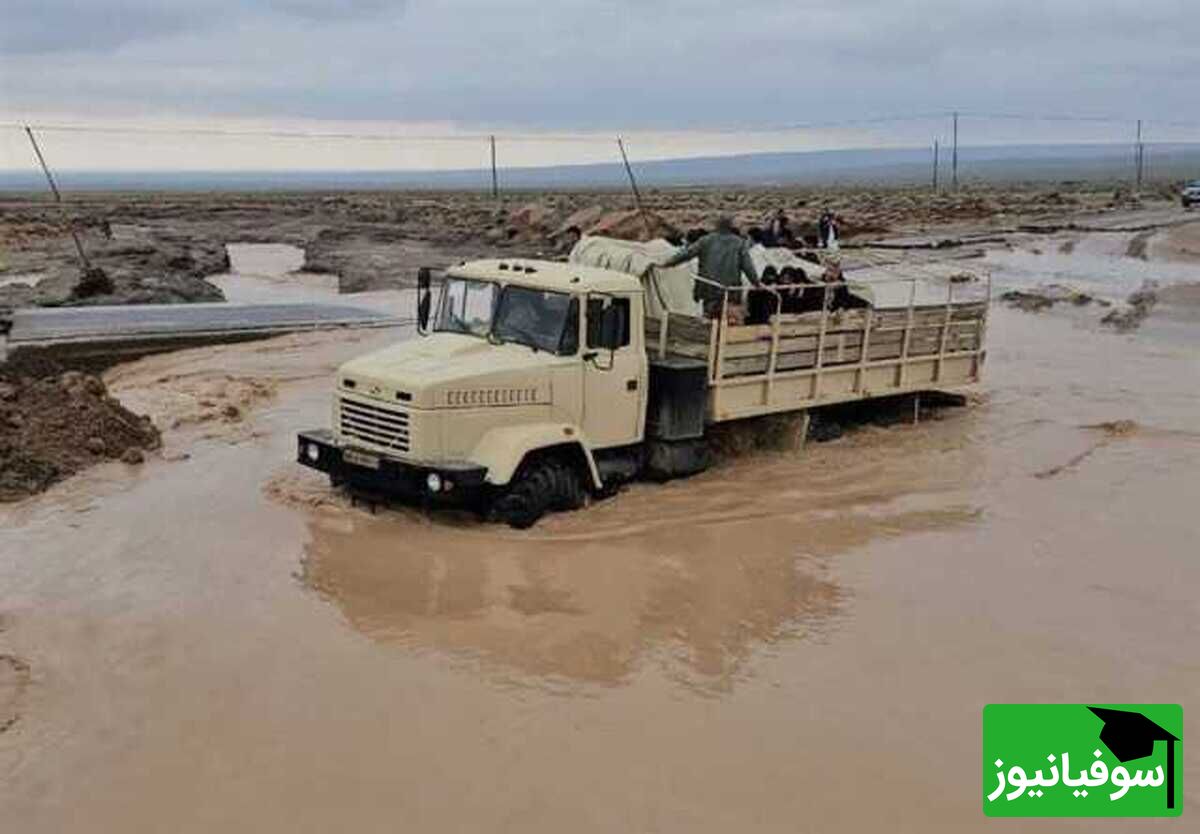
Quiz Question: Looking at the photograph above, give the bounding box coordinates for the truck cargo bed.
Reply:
[645,288,988,423]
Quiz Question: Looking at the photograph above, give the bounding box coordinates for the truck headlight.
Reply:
[305,443,320,462]
[425,472,442,493]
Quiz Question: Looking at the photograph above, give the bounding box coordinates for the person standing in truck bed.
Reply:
[658,215,761,318]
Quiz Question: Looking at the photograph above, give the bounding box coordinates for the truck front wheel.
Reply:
[488,457,584,529]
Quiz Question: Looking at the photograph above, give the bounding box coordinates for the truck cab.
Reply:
[297,259,690,528]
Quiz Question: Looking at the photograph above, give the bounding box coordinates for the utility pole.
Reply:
[951,112,959,191]
[616,137,652,238]
[489,135,499,201]
[24,125,92,271]
[932,140,940,192]
[1135,120,1144,192]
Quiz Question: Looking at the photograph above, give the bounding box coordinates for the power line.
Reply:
[3,111,1200,142]
[0,112,955,143]
[0,122,603,144]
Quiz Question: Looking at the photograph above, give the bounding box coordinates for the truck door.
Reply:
[582,293,646,448]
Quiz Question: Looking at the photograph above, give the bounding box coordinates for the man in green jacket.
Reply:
[658,215,761,318]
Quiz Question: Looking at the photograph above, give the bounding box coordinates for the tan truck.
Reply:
[297,241,988,527]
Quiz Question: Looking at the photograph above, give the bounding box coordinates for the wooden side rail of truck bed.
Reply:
[644,276,990,423]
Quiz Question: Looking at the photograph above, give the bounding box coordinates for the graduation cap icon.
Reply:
[1088,707,1179,810]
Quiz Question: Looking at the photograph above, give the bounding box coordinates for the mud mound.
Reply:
[1000,284,1104,313]
[554,204,609,238]
[586,209,679,243]
[1101,281,1158,331]
[507,201,559,236]
[0,365,161,501]
[1083,419,1139,438]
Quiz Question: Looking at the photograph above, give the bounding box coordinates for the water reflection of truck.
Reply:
[297,241,989,527]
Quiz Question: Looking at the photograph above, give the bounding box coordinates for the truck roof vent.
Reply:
[396,391,412,402]
[498,263,509,270]
[524,266,537,274]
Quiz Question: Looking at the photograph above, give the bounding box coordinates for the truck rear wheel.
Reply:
[489,457,585,529]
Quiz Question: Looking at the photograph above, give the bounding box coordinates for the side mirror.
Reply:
[417,267,432,334]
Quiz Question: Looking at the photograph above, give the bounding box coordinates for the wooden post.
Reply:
[1135,120,1144,192]
[24,125,92,271]
[951,112,959,191]
[812,284,831,400]
[707,314,720,384]
[898,279,917,387]
[934,279,954,382]
[932,140,939,192]
[617,137,653,238]
[489,135,499,201]
[855,306,874,394]
[764,294,782,407]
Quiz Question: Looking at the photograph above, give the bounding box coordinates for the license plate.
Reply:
[343,449,380,470]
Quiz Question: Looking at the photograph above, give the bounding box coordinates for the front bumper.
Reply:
[296,429,488,502]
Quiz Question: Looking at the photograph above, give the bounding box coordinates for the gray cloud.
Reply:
[0,2,200,54]
[1,0,1198,133]
[265,1,404,21]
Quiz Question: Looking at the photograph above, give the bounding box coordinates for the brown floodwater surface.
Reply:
[1,285,1198,830]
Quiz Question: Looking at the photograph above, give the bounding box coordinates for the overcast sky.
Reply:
[2,1,1198,169]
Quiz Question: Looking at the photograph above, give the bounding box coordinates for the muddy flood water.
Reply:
[2,237,1199,831]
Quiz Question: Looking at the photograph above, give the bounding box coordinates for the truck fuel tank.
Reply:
[646,357,708,441]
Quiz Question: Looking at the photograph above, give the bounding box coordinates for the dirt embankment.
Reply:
[0,210,228,307]
[0,358,161,502]
[1,184,1172,305]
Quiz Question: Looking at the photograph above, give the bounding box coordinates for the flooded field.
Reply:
[210,243,341,304]
[208,241,415,319]
[1,233,1198,831]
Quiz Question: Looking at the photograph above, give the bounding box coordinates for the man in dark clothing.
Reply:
[659,215,760,318]
[817,209,837,248]
[760,208,793,248]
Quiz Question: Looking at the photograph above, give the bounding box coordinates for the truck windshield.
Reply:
[434,277,578,355]
[435,278,497,337]
[494,285,578,355]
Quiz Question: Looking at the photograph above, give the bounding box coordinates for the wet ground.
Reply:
[1,245,410,366]
[1,233,1198,831]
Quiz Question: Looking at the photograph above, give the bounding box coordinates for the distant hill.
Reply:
[2,143,1198,191]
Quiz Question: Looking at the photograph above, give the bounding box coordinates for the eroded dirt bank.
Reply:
[0,184,1177,310]
[1,278,1198,831]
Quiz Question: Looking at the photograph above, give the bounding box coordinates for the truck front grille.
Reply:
[339,397,411,453]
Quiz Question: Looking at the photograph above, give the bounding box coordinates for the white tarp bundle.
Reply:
[566,237,888,316]
[568,236,701,318]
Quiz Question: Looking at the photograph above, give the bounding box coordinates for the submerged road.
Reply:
[5,302,408,346]
[0,301,411,365]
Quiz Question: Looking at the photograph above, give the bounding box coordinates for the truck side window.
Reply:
[558,297,580,356]
[586,297,631,349]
